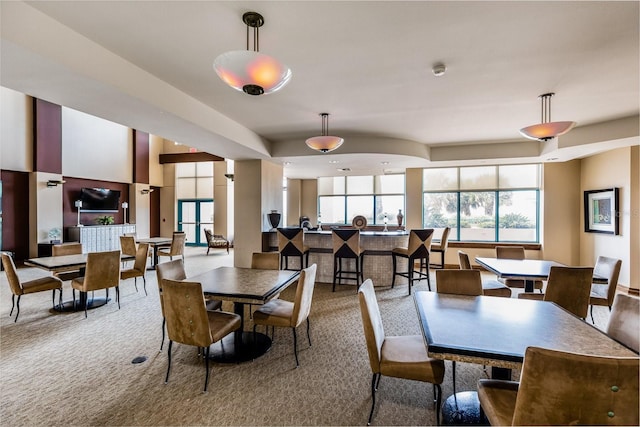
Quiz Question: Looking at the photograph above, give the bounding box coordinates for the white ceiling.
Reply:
[2,1,639,178]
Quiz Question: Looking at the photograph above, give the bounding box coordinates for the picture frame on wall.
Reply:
[584,188,619,235]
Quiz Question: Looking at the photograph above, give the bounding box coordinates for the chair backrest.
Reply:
[495,246,525,260]
[332,229,360,258]
[132,243,149,272]
[436,269,483,296]
[594,256,622,306]
[155,259,187,315]
[168,232,186,256]
[358,279,385,374]
[458,250,472,270]
[277,228,305,256]
[545,266,593,319]
[52,243,83,256]
[291,264,317,327]
[204,228,214,244]
[82,250,121,292]
[407,229,434,258]
[162,279,213,348]
[606,293,640,352]
[119,235,137,257]
[251,252,279,270]
[512,346,639,426]
[1,252,23,296]
[433,227,451,251]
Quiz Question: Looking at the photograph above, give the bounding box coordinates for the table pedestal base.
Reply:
[441,391,489,426]
[209,331,272,363]
[52,297,110,313]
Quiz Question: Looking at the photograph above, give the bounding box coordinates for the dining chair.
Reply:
[518,266,593,319]
[589,256,622,323]
[358,279,445,426]
[606,293,639,352]
[162,279,241,392]
[120,243,149,295]
[495,245,543,291]
[477,346,639,426]
[156,231,186,263]
[203,228,230,254]
[249,252,280,316]
[277,228,310,271]
[392,229,434,294]
[119,235,137,267]
[1,252,63,322]
[71,250,121,318]
[457,251,511,297]
[51,242,84,281]
[252,263,317,367]
[429,227,450,269]
[331,229,363,292]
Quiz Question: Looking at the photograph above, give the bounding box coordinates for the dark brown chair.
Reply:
[156,231,186,263]
[203,228,229,254]
[478,346,639,426]
[430,227,450,269]
[52,242,83,281]
[277,228,309,271]
[162,279,241,392]
[458,251,511,297]
[358,279,445,425]
[71,250,121,318]
[2,252,63,322]
[332,229,364,292]
[589,256,622,323]
[495,246,543,291]
[120,242,149,295]
[606,293,639,353]
[518,266,593,319]
[252,264,317,367]
[392,229,434,294]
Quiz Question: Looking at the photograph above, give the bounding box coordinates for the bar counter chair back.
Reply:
[391,229,434,294]
[495,245,543,291]
[331,229,364,292]
[457,251,511,298]
[277,228,310,271]
[589,255,622,323]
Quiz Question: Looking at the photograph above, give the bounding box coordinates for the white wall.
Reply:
[0,87,32,172]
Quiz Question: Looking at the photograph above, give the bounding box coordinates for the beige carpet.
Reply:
[0,248,612,426]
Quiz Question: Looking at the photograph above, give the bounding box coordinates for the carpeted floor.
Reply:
[0,247,612,426]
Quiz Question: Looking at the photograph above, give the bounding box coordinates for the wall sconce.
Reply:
[224,174,235,182]
[74,200,83,227]
[122,202,129,224]
[47,179,66,187]
[140,188,154,195]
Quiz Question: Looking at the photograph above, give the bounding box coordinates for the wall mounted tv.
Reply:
[79,188,121,212]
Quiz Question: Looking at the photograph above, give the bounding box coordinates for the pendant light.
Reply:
[520,93,576,141]
[213,12,291,95]
[305,113,344,153]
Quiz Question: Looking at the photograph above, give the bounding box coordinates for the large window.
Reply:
[318,175,405,225]
[423,164,540,242]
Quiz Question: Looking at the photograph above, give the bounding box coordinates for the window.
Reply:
[423,165,540,242]
[318,174,405,225]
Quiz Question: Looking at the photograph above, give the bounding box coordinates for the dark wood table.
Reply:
[136,237,172,269]
[475,257,564,293]
[187,267,300,363]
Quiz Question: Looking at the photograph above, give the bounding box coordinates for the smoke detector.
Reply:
[432,63,447,77]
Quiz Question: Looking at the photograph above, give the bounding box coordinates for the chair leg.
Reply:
[452,361,457,395]
[292,327,299,367]
[408,257,414,295]
[203,346,210,392]
[72,289,76,311]
[590,305,595,323]
[142,276,147,296]
[391,254,397,288]
[116,286,121,309]
[10,294,15,317]
[165,340,173,384]
[434,383,442,426]
[332,256,338,292]
[306,318,312,346]
[14,295,21,322]
[133,277,138,293]
[368,373,379,426]
[425,256,432,291]
[84,292,89,318]
[160,317,166,351]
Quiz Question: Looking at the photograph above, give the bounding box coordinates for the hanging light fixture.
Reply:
[305,113,344,153]
[213,11,291,96]
[520,92,576,141]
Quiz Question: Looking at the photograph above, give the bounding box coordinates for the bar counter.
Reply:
[263,230,411,286]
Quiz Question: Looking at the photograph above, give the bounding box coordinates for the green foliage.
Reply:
[499,213,533,228]
[96,215,114,225]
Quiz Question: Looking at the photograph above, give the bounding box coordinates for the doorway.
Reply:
[177,199,213,246]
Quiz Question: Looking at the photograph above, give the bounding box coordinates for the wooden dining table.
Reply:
[186,266,300,363]
[475,256,564,293]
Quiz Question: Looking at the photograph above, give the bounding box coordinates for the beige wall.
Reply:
[148,135,164,187]
[286,179,302,227]
[630,145,639,290]
[301,179,318,226]
[213,161,232,242]
[405,168,423,230]
[0,87,32,172]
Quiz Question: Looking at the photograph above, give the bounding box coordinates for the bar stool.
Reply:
[277,228,309,271]
[429,226,450,269]
[391,229,434,294]
[332,229,364,292]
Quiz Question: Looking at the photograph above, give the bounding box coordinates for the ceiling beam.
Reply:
[159,152,224,164]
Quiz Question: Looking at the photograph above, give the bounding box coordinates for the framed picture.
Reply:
[584,188,619,235]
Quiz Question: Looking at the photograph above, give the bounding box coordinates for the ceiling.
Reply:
[1,1,639,179]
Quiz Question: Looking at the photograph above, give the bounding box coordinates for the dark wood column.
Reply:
[133,130,149,184]
[33,98,62,174]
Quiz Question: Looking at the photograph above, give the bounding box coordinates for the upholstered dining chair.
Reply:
[249,252,280,316]
[2,252,63,322]
[331,229,364,292]
[457,251,511,298]
[252,263,317,367]
[120,243,149,295]
[429,227,450,269]
[518,266,593,319]
[52,242,84,281]
[156,231,186,263]
[495,245,543,291]
[71,250,121,318]
[119,235,137,267]
[477,346,639,426]
[277,228,310,271]
[392,229,434,294]
[606,293,639,353]
[162,279,241,392]
[203,229,230,254]
[358,279,445,426]
[589,256,622,323]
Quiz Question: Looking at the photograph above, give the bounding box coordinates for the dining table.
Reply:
[186,266,300,363]
[475,256,565,293]
[135,237,173,269]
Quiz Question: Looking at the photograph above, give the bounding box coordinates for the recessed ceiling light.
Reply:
[329,160,340,164]
[432,63,446,77]
[338,167,351,172]
[546,157,558,161]
[381,161,390,165]
[283,161,291,166]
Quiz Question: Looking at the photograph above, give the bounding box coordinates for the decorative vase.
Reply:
[268,210,281,230]
[397,209,404,228]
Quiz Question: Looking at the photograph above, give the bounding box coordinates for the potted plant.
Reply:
[96,215,114,225]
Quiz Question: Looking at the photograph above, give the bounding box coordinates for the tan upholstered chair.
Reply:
[52,242,83,281]
[162,279,241,392]
[478,346,639,426]
[589,256,622,323]
[495,245,543,291]
[71,250,121,318]
[156,231,186,263]
[332,229,364,292]
[358,279,445,426]
[606,293,639,353]
[203,229,229,254]
[2,252,63,322]
[120,243,149,295]
[252,264,317,367]
[458,251,511,297]
[277,228,310,271]
[392,229,434,294]
[119,235,137,267]
[251,252,280,270]
[430,227,451,269]
[518,266,593,319]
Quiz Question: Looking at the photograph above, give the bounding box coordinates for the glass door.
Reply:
[178,199,214,246]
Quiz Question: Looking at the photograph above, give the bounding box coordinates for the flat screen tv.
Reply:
[79,188,121,212]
